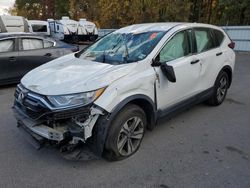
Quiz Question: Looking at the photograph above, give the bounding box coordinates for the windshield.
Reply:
[79,31,165,64]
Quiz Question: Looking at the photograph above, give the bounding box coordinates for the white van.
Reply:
[47,19,64,40]
[0,15,29,33]
[28,19,64,40]
[28,20,50,36]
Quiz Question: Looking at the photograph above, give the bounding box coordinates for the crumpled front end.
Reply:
[12,84,105,154]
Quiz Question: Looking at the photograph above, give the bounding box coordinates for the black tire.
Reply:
[104,104,146,161]
[206,71,229,106]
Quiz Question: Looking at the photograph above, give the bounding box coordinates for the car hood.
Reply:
[21,54,137,95]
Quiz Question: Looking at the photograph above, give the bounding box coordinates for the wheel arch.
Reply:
[92,94,157,157]
[221,65,233,88]
[110,94,157,130]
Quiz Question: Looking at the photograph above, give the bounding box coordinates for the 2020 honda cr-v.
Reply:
[13,23,235,160]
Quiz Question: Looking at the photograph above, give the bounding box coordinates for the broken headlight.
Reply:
[47,87,105,108]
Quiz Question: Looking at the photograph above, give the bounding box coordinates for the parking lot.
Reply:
[0,52,249,188]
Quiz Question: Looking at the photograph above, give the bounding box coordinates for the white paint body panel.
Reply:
[21,53,136,96]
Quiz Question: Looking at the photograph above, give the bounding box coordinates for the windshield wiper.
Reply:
[122,34,130,63]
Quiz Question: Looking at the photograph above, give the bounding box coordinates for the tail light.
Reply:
[228,41,235,49]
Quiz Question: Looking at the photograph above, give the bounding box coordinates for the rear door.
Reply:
[193,28,224,91]
[17,37,57,77]
[0,37,20,82]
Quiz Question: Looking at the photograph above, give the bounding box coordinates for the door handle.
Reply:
[9,56,16,61]
[44,53,52,57]
[216,52,223,56]
[190,59,200,64]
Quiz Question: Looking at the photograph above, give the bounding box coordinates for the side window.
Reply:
[159,31,190,62]
[44,40,54,48]
[0,39,14,53]
[213,29,225,47]
[31,25,47,32]
[194,28,214,53]
[21,38,43,50]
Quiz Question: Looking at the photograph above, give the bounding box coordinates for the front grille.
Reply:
[14,85,90,121]
[14,86,50,120]
[53,107,90,120]
[15,100,48,120]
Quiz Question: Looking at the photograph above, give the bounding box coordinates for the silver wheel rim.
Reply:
[217,76,227,102]
[117,116,144,156]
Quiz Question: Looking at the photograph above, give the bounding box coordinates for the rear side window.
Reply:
[159,30,190,62]
[21,38,43,50]
[213,29,225,47]
[0,39,14,52]
[194,28,214,53]
[31,25,47,32]
[44,40,54,48]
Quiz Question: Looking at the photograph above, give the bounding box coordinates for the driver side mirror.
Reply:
[152,55,176,83]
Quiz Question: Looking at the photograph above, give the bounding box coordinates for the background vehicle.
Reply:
[28,19,64,41]
[47,19,64,40]
[28,20,50,36]
[13,23,235,161]
[59,16,98,43]
[59,16,79,43]
[0,32,78,85]
[0,15,29,33]
[78,18,98,41]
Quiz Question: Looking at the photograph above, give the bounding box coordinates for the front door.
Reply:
[155,29,201,110]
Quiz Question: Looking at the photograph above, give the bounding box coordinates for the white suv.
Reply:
[13,23,235,160]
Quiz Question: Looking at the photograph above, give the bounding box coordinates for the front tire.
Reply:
[104,104,146,161]
[206,71,229,106]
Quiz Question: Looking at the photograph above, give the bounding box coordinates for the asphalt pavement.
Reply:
[0,52,249,188]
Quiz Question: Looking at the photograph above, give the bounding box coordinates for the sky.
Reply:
[0,0,15,15]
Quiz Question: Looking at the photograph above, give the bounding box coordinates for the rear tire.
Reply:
[206,71,229,106]
[104,104,146,161]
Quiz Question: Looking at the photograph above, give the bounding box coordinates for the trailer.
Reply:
[59,16,98,43]
[59,16,79,43]
[78,18,98,41]
[0,15,29,33]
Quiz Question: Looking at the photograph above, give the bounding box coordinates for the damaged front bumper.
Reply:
[12,85,104,148]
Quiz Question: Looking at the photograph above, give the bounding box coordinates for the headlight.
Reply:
[47,87,105,108]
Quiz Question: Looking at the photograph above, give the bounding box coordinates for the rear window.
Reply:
[194,28,214,53]
[213,29,225,47]
[21,38,43,50]
[0,39,14,52]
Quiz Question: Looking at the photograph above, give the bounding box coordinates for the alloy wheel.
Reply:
[117,116,144,156]
[217,75,228,102]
